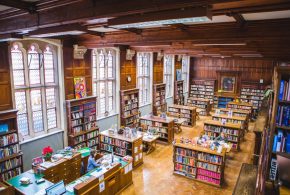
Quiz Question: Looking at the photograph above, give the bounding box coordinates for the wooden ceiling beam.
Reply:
[0,0,37,14]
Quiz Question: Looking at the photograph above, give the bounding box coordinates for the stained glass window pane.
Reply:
[31,89,42,111]
[29,69,40,85]
[108,51,113,67]
[107,67,113,78]
[92,68,97,79]
[47,108,56,129]
[46,88,56,108]
[45,69,54,83]
[32,110,44,132]
[11,50,24,70]
[17,114,29,136]
[99,82,105,98]
[44,50,54,69]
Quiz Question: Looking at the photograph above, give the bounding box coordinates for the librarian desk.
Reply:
[6,155,133,195]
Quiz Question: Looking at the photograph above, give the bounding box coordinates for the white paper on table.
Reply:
[134,147,138,154]
[128,163,133,171]
[99,181,105,193]
[124,165,129,174]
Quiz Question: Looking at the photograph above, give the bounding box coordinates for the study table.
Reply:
[6,154,133,195]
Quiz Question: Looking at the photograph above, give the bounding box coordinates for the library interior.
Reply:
[0,0,290,195]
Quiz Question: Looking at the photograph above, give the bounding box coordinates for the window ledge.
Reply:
[20,129,64,145]
[139,103,152,108]
[97,113,119,121]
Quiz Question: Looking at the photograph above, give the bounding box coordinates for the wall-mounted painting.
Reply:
[221,76,235,93]
[74,77,87,99]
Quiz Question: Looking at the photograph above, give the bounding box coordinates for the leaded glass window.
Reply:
[137,52,151,106]
[164,55,174,98]
[182,56,190,93]
[92,49,116,117]
[11,42,59,139]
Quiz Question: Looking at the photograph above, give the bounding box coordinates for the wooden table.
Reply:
[167,117,186,133]
[141,133,159,154]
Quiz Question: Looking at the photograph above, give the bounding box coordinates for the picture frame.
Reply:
[221,76,236,93]
[74,77,87,99]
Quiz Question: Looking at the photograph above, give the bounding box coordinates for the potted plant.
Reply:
[42,146,53,161]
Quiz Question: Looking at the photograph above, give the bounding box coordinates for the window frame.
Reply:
[136,52,152,106]
[182,56,190,93]
[163,54,174,98]
[92,48,117,119]
[10,41,61,140]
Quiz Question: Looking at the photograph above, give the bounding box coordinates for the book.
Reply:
[279,80,285,101]
[0,124,8,134]
[286,133,290,153]
[272,135,278,152]
[269,158,278,181]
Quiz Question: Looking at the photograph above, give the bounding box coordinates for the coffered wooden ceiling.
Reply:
[0,0,290,60]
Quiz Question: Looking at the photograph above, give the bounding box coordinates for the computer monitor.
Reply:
[277,153,290,188]
[45,180,66,195]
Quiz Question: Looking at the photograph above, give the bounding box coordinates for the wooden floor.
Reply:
[121,115,256,195]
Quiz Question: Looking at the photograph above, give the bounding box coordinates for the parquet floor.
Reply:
[121,115,256,195]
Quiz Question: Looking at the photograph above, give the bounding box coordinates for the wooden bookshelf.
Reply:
[211,114,248,136]
[168,104,196,127]
[217,108,250,118]
[66,96,99,149]
[174,80,184,105]
[214,94,235,109]
[120,88,140,128]
[173,141,226,187]
[186,97,210,116]
[100,130,143,167]
[0,109,23,181]
[238,82,266,117]
[204,120,242,150]
[190,79,216,104]
[139,115,174,144]
[227,101,253,119]
[0,181,14,194]
[268,66,290,181]
[152,83,167,115]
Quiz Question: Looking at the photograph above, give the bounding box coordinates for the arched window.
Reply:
[92,49,116,118]
[11,42,60,139]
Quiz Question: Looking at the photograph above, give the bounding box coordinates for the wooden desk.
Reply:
[167,116,186,133]
[5,170,53,195]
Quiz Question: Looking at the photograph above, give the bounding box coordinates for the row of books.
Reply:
[175,163,196,175]
[0,133,18,147]
[100,136,132,149]
[87,138,98,148]
[0,167,21,181]
[123,109,138,118]
[276,105,290,127]
[212,117,243,124]
[197,153,223,164]
[0,157,22,172]
[176,147,197,157]
[204,125,239,134]
[241,88,263,93]
[197,161,221,173]
[272,131,290,153]
[83,102,96,110]
[73,135,85,144]
[205,131,238,143]
[0,145,19,159]
[227,105,252,110]
[71,119,82,127]
[279,79,290,101]
[197,168,221,179]
[175,155,195,166]
[71,112,83,119]
[124,116,139,125]
[197,175,220,185]
[84,121,97,131]
[123,103,138,111]
[123,94,137,101]
[84,115,96,123]
[87,131,98,139]
[140,120,168,128]
[71,105,83,112]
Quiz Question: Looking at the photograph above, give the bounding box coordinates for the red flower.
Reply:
[42,146,53,156]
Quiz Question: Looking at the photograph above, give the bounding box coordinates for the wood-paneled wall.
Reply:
[120,49,137,90]
[153,53,163,84]
[190,57,275,85]
[0,43,13,111]
[63,39,92,100]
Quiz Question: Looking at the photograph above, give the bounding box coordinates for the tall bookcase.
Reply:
[239,82,265,117]
[0,109,23,181]
[173,142,226,187]
[174,80,184,105]
[152,83,167,115]
[100,130,143,167]
[190,79,216,104]
[268,66,290,181]
[66,96,99,149]
[120,89,139,128]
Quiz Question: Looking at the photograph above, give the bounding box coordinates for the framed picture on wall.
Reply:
[221,76,235,92]
[74,77,87,99]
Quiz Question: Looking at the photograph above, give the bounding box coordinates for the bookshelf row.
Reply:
[153,83,167,115]
[214,95,234,109]
[189,80,216,104]
[174,80,185,105]
[186,97,210,116]
[168,105,196,127]
[173,143,225,187]
[0,109,23,182]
